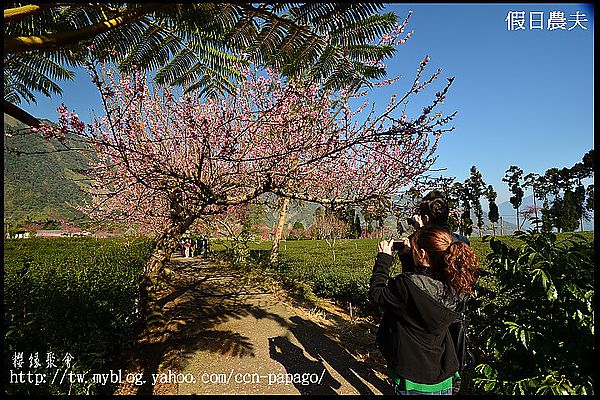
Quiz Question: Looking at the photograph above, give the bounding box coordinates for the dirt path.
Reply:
[116,255,393,395]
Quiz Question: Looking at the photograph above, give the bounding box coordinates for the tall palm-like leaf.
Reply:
[4,52,75,104]
[4,3,401,124]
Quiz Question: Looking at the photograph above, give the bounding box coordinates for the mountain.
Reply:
[264,201,331,231]
[4,114,89,225]
[462,209,518,236]
[497,194,543,229]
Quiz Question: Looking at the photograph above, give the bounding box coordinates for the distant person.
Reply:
[369,226,480,395]
[400,192,469,273]
[191,238,197,258]
[184,238,191,258]
[179,237,186,256]
[202,236,209,258]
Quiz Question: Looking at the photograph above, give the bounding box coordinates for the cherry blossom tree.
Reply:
[38,46,456,331]
[522,204,543,227]
[313,207,351,261]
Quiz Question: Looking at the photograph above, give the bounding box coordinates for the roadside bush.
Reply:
[4,237,154,395]
[470,231,594,394]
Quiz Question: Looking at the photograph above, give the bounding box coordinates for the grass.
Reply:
[4,236,155,395]
[212,231,594,311]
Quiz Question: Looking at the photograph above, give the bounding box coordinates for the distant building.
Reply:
[62,226,91,237]
[91,231,113,238]
[36,230,70,237]
[12,232,31,239]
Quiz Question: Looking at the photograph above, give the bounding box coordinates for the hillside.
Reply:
[4,114,89,225]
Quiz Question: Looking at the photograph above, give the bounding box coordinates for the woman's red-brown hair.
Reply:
[410,227,479,296]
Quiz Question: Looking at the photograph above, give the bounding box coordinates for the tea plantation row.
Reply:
[214,233,563,307]
[4,237,155,395]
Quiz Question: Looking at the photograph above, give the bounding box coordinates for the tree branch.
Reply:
[4,4,43,23]
[4,4,167,54]
[4,3,90,23]
[271,187,381,207]
[4,100,41,127]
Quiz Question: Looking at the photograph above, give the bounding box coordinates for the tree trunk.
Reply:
[137,199,195,339]
[532,193,539,232]
[270,197,290,263]
[500,216,504,235]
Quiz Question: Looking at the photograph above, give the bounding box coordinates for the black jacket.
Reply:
[369,253,463,384]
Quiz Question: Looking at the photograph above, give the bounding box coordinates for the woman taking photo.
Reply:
[369,226,479,395]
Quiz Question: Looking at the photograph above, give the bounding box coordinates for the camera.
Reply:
[392,241,406,252]
[406,217,416,227]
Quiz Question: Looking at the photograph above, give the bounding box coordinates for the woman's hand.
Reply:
[411,214,425,228]
[398,237,411,255]
[378,239,394,255]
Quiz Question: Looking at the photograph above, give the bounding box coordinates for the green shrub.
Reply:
[227,236,551,308]
[470,231,594,394]
[4,237,154,395]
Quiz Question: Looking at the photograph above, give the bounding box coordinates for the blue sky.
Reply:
[20,3,594,209]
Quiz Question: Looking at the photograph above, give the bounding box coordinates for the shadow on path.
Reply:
[131,257,297,394]
[268,335,341,394]
[128,256,392,395]
[287,315,393,395]
[156,276,209,308]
